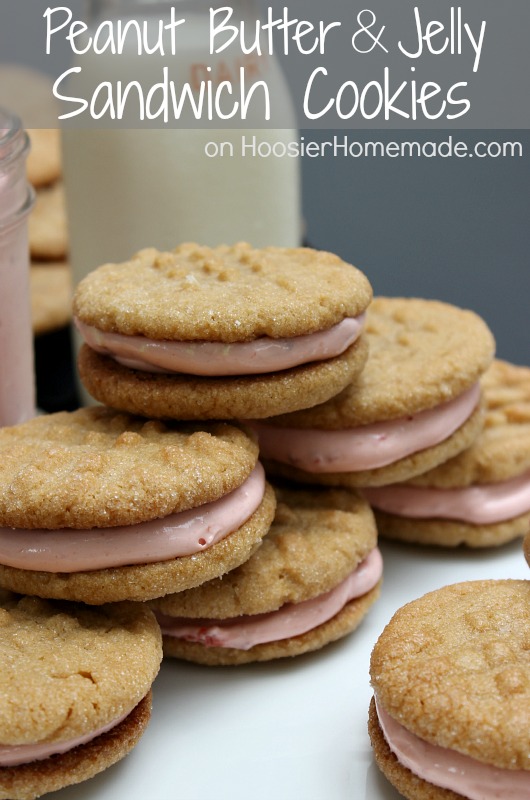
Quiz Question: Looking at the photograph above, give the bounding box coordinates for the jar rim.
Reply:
[0,186,35,232]
[0,107,30,167]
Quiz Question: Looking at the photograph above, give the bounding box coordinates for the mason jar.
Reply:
[0,109,35,426]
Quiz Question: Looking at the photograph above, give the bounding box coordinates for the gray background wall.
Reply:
[301,128,530,364]
[2,0,528,365]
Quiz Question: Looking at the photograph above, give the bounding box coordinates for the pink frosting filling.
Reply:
[0,706,132,767]
[156,547,383,650]
[376,698,529,800]
[75,315,365,376]
[0,464,265,572]
[250,384,480,473]
[364,468,530,524]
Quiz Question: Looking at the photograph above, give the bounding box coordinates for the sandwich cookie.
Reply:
[524,532,530,567]
[251,297,494,487]
[365,360,530,547]
[74,242,372,419]
[26,128,62,189]
[0,408,275,604]
[369,580,530,800]
[0,595,161,800]
[28,183,68,262]
[30,262,72,336]
[150,485,382,665]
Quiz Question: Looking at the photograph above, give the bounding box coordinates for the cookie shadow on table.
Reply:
[32,755,133,800]
[379,535,526,569]
[375,537,529,624]
[154,626,362,689]
[364,760,402,800]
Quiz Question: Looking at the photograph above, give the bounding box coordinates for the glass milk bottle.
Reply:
[0,110,35,426]
[62,0,302,286]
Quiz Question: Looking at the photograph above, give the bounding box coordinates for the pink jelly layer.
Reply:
[0,706,132,767]
[251,384,480,473]
[75,315,365,376]
[365,468,530,524]
[157,547,383,650]
[376,698,528,800]
[0,464,265,572]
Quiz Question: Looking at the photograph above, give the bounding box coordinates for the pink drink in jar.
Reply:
[0,109,35,426]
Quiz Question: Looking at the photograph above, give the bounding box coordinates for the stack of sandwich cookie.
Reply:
[0,408,275,604]
[26,125,71,336]
[368,580,529,800]
[149,484,382,665]
[365,359,530,546]
[30,262,72,337]
[251,297,494,487]
[28,183,68,263]
[0,594,162,800]
[26,128,61,190]
[74,242,372,419]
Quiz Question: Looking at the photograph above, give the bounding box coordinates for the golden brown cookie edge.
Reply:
[262,404,484,488]
[151,486,377,618]
[270,297,495,428]
[370,580,530,769]
[0,409,259,529]
[0,692,152,800]
[0,484,276,603]
[160,581,381,665]
[405,359,530,488]
[78,336,369,420]
[368,697,464,800]
[374,509,530,548]
[73,243,373,340]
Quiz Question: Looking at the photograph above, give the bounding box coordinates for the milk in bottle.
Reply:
[62,0,302,281]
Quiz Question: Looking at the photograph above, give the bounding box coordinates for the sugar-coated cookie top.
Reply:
[0,595,161,745]
[0,408,258,529]
[151,485,377,618]
[370,580,530,770]
[73,243,372,342]
[408,359,530,487]
[271,297,495,428]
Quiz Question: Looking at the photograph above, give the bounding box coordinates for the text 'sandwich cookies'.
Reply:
[0,408,275,604]
[251,297,494,487]
[365,359,530,547]
[74,242,372,420]
[0,595,162,800]
[149,485,382,665]
[369,580,530,800]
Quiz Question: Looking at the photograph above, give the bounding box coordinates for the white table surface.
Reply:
[53,537,528,800]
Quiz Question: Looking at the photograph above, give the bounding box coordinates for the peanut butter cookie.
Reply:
[369,580,530,799]
[0,408,275,603]
[252,297,494,487]
[28,183,68,261]
[0,595,161,800]
[150,484,381,665]
[74,242,372,419]
[366,360,530,546]
[30,262,72,335]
